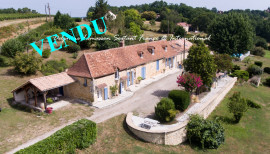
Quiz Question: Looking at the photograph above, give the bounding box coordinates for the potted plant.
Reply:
[137,76,143,84]
[46,98,53,104]
[110,85,118,97]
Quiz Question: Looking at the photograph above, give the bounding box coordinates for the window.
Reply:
[152,49,155,55]
[156,60,159,71]
[140,53,143,58]
[115,69,119,80]
[84,78,87,87]
[164,47,167,52]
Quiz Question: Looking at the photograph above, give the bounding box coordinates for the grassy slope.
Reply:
[79,55,270,154]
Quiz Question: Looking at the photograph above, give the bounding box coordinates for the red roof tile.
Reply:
[67,40,192,78]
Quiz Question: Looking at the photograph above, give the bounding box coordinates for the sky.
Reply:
[0,0,269,17]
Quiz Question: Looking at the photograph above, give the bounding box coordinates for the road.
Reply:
[88,71,182,123]
[0,17,47,28]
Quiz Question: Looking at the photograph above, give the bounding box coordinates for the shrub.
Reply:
[13,52,42,75]
[227,92,248,123]
[168,90,190,111]
[42,49,51,58]
[1,38,24,57]
[46,98,53,103]
[264,67,270,74]
[110,85,118,96]
[264,77,270,87]
[230,70,249,81]
[44,27,62,35]
[72,52,78,59]
[41,59,68,76]
[187,115,225,149]
[255,36,268,49]
[247,64,263,77]
[254,61,263,67]
[150,19,156,26]
[0,55,11,67]
[16,119,97,154]
[74,17,82,22]
[155,98,176,122]
[251,47,265,57]
[246,99,261,109]
[66,43,81,53]
[177,73,203,93]
[232,65,241,72]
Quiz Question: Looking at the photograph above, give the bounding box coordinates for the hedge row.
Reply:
[16,119,97,154]
[0,13,46,21]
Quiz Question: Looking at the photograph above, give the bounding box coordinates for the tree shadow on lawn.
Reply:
[151,90,170,98]
[213,115,237,124]
[7,97,34,113]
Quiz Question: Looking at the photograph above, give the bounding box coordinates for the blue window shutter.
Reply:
[156,60,159,70]
[131,71,134,85]
[104,87,108,100]
[127,72,130,86]
[165,59,167,67]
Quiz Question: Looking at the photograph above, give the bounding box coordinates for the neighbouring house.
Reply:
[177,22,191,32]
[12,39,192,109]
[105,11,117,20]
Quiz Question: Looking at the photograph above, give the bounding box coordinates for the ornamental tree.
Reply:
[177,73,203,93]
[183,43,217,87]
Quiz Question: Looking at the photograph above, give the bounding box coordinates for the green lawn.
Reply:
[265,50,270,59]
[79,55,270,154]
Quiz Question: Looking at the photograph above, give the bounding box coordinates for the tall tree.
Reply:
[208,13,254,56]
[183,43,217,87]
[92,0,108,30]
[54,11,61,26]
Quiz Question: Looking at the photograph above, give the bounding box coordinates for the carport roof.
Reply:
[11,72,75,93]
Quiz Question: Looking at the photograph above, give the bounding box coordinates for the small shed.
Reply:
[11,72,75,109]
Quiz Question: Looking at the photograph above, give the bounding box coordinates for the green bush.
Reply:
[13,52,42,75]
[230,70,249,81]
[232,65,241,72]
[264,77,270,87]
[247,64,263,77]
[16,119,97,154]
[72,52,78,59]
[155,98,177,122]
[42,49,51,58]
[227,92,248,123]
[46,98,53,103]
[62,41,81,53]
[246,99,261,109]
[44,27,62,35]
[168,90,190,111]
[150,19,156,26]
[254,61,263,67]
[1,38,24,57]
[255,36,268,49]
[264,67,270,74]
[0,55,11,67]
[187,115,225,149]
[251,47,265,57]
[74,17,82,22]
[41,59,68,76]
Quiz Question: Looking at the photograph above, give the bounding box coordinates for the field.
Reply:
[0,13,46,21]
[77,54,270,153]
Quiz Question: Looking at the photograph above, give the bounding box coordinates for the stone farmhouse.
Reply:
[12,39,192,109]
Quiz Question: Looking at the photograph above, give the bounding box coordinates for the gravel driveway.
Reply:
[88,71,183,123]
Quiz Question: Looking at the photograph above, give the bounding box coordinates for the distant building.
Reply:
[177,22,191,32]
[105,11,116,20]
[218,10,224,14]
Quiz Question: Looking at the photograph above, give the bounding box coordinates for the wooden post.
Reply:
[43,91,48,109]
[34,88,37,107]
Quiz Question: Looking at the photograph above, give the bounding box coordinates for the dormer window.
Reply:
[162,45,168,52]
[152,49,155,55]
[115,69,119,80]
[137,51,144,58]
[147,46,155,55]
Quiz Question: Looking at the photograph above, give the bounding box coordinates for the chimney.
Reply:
[119,40,125,47]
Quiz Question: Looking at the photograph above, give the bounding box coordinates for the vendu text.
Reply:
[30,16,107,56]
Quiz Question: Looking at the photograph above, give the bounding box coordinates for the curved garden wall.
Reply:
[126,77,237,145]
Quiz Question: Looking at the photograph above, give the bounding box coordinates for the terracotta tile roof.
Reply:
[67,40,192,78]
[177,22,191,27]
[96,83,107,89]
[12,72,75,92]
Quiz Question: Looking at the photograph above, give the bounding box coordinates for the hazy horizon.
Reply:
[0,0,269,17]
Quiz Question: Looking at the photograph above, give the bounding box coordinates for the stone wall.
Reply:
[126,77,237,145]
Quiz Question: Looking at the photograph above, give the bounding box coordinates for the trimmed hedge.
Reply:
[254,61,263,67]
[16,119,97,154]
[247,64,263,77]
[265,77,270,87]
[168,90,190,111]
[230,70,249,81]
[264,67,270,74]
[155,97,176,122]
